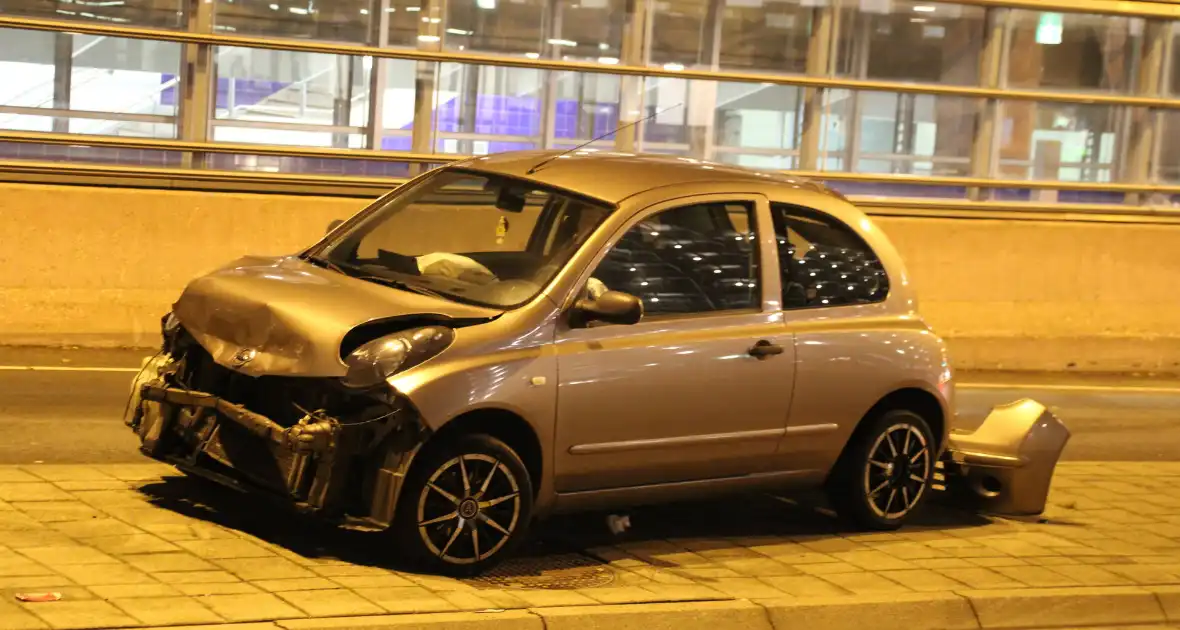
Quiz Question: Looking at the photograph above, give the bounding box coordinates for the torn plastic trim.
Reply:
[125,352,174,429]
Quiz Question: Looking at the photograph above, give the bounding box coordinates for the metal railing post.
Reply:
[615,0,648,153]
[179,0,215,168]
[1150,25,1175,193]
[1125,19,1169,205]
[410,0,446,173]
[51,32,73,134]
[968,7,1006,201]
[366,0,391,151]
[798,3,835,172]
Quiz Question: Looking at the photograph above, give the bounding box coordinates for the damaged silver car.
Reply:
[126,150,1070,575]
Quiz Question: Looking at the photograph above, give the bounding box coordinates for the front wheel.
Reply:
[826,409,935,530]
[391,433,533,576]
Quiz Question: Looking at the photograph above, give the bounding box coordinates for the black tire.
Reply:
[391,433,533,576]
[826,408,935,531]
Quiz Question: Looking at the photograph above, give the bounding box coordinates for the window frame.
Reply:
[770,202,891,311]
[314,167,613,258]
[561,192,779,326]
[309,167,615,310]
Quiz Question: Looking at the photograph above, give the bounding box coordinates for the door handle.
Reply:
[748,339,784,359]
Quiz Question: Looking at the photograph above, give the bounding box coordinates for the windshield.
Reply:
[315,169,614,308]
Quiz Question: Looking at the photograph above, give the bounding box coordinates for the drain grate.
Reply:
[466,552,616,590]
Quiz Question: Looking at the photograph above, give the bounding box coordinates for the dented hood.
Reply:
[172,255,502,377]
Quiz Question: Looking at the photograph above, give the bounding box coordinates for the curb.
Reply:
[92,586,1180,630]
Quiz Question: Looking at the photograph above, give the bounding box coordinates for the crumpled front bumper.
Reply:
[938,398,1071,517]
[124,353,422,527]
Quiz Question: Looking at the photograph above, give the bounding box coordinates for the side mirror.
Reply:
[570,290,643,328]
[326,219,344,234]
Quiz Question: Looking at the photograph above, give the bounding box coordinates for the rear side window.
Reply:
[770,203,889,309]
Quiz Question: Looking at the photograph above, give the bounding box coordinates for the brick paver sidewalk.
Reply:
[2,462,1180,629]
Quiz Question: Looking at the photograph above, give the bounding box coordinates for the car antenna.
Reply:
[526,102,683,175]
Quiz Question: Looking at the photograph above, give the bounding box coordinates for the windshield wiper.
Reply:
[352,274,449,300]
[303,254,449,300]
[303,254,349,275]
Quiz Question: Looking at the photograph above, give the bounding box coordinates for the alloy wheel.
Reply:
[416,453,522,565]
[862,422,931,519]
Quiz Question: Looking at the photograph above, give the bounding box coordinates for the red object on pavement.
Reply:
[15,592,62,603]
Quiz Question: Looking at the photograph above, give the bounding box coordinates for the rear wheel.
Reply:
[391,433,533,576]
[826,409,935,530]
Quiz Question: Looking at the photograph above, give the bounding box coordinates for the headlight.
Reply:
[342,326,455,389]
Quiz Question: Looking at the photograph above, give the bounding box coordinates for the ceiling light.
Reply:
[913,5,936,11]
[663,62,685,71]
[417,34,441,42]
[547,38,577,46]
[598,56,619,65]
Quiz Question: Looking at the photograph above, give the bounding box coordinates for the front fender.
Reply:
[938,398,1070,517]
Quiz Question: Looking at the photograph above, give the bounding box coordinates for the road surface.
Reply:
[0,347,1177,464]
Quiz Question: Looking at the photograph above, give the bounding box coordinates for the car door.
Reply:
[769,201,901,471]
[552,194,796,493]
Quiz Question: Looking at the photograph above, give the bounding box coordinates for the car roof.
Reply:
[454,150,844,206]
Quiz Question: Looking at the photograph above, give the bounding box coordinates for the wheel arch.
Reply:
[384,406,541,574]
[828,386,947,482]
[418,407,545,499]
[863,387,946,446]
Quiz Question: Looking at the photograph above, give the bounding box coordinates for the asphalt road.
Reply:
[0,347,1177,464]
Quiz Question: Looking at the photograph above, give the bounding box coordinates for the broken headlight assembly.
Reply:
[342,326,455,389]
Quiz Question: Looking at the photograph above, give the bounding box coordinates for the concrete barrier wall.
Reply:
[2,182,1177,373]
[881,217,1180,373]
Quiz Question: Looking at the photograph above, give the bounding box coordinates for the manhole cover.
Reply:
[466,553,616,590]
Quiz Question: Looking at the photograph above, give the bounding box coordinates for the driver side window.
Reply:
[589,201,760,316]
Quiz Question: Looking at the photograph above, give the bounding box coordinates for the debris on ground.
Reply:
[15,592,62,603]
[606,513,631,535]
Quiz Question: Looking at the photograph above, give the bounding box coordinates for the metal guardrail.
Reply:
[0,159,400,197]
[2,15,1180,110]
[2,8,1179,222]
[0,130,446,164]
[2,132,1179,225]
[858,199,1180,224]
[3,129,1180,195]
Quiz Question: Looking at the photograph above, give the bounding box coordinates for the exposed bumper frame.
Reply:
[139,385,340,455]
[126,354,424,529]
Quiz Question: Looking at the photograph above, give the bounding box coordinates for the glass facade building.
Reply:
[0,0,1177,204]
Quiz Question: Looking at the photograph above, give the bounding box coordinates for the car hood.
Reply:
[172,255,502,377]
